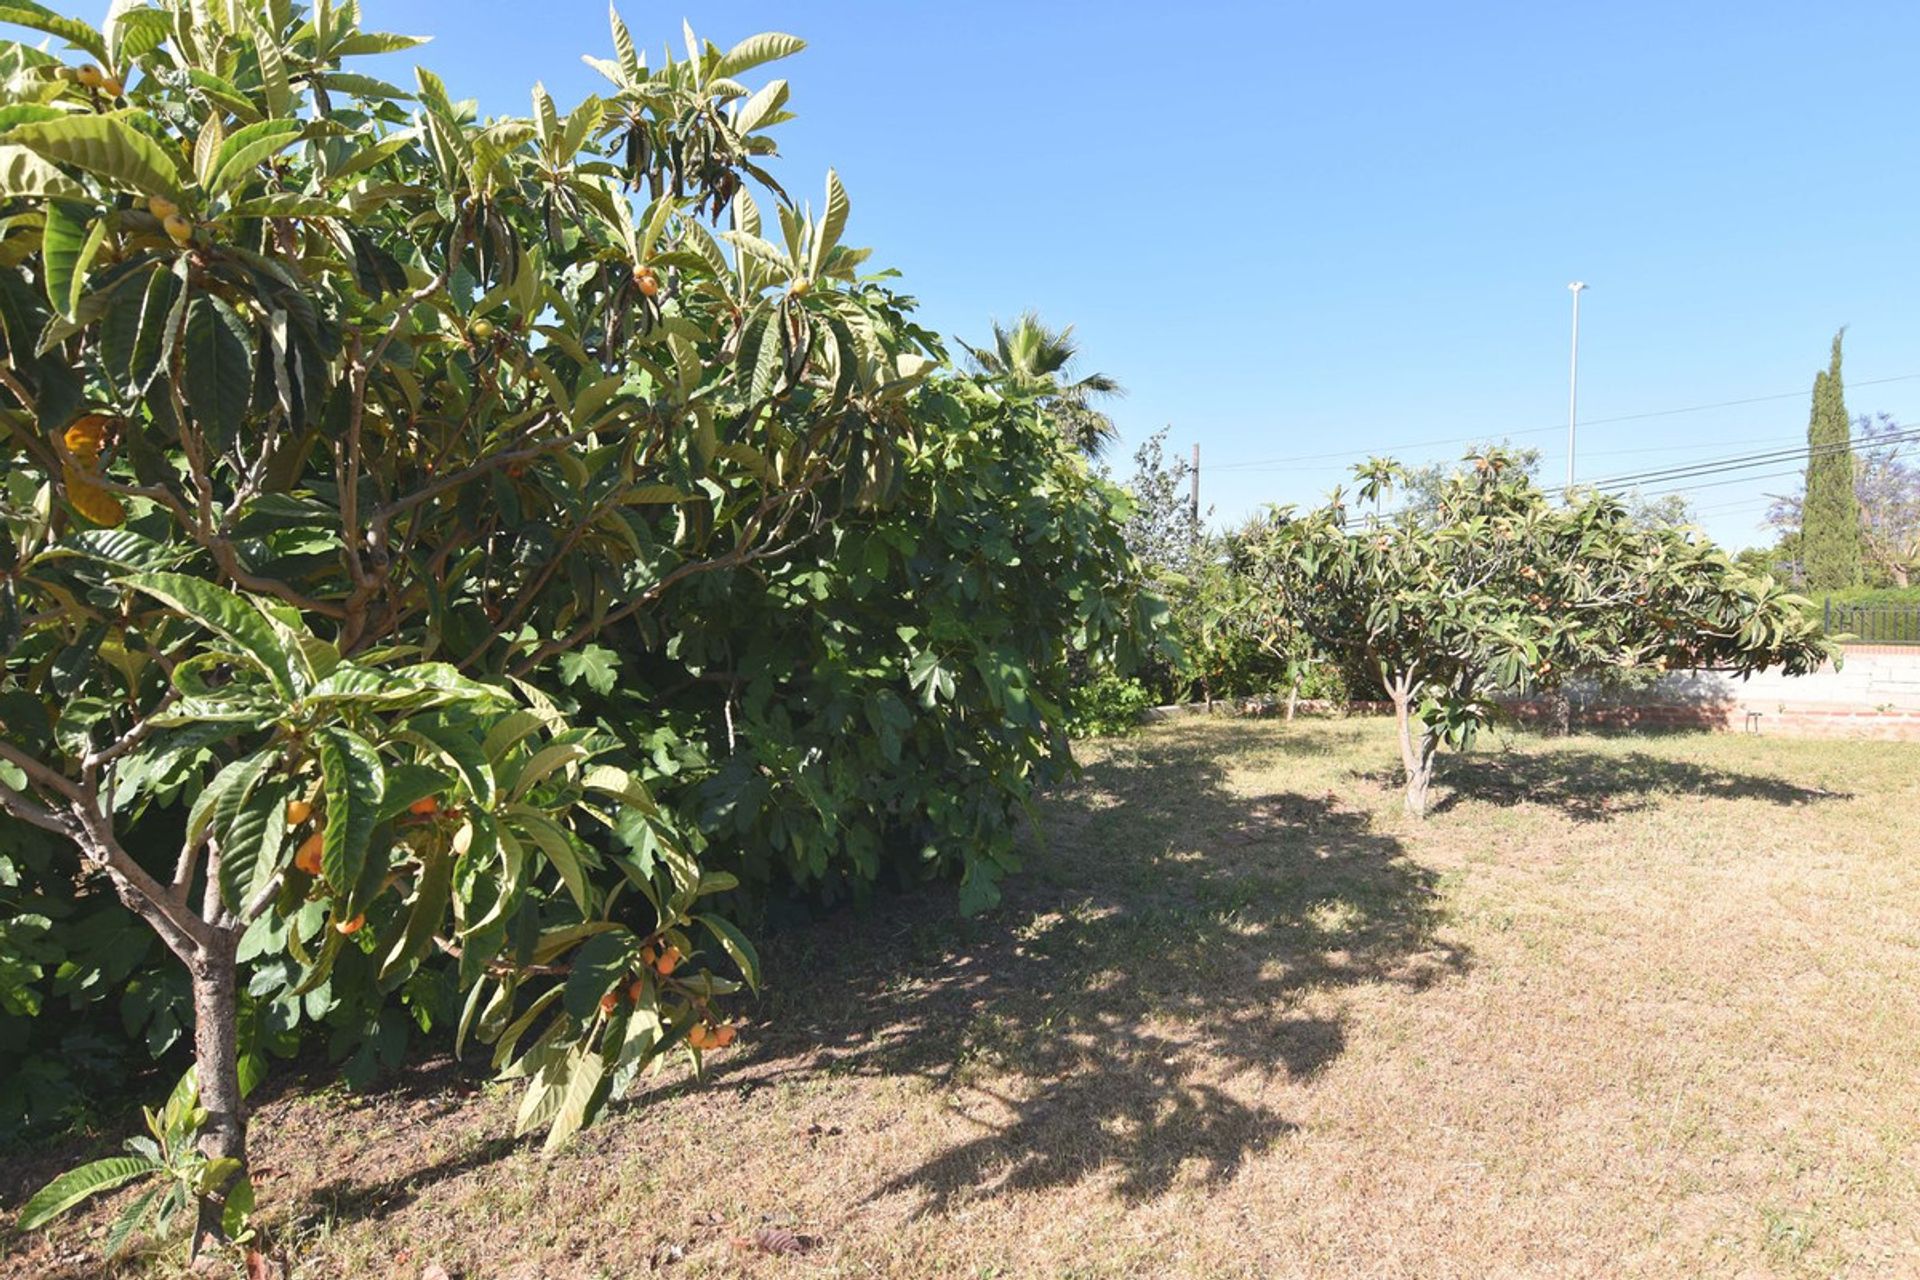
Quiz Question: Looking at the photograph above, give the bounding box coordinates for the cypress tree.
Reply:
[1801,329,1861,590]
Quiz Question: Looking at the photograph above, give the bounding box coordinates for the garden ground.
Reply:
[6,716,1919,1279]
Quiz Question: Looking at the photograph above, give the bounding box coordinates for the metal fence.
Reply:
[1824,599,1920,645]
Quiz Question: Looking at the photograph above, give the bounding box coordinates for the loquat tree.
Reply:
[0,0,945,1254]
[1242,450,1836,817]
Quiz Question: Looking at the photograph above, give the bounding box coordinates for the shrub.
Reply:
[1065,673,1157,738]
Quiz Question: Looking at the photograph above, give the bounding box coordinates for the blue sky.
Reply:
[31,2,1920,546]
[360,1,1920,547]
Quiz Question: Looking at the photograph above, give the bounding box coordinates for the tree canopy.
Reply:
[1241,450,1835,815]
[0,0,1158,1255]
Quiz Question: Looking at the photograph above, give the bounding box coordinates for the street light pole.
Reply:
[1566,281,1587,496]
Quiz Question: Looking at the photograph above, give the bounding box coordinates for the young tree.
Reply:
[1801,330,1862,590]
[1117,427,1206,578]
[1243,451,1835,817]
[0,0,937,1252]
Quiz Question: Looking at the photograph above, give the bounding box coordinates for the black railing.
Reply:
[1824,598,1920,645]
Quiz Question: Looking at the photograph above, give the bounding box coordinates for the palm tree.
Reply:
[963,311,1124,458]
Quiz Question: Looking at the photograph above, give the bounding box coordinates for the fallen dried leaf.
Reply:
[731,1226,818,1256]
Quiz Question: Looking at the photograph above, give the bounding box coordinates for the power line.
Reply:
[1633,465,1812,499]
[1589,424,1920,489]
[1206,371,1920,474]
[1326,429,1906,531]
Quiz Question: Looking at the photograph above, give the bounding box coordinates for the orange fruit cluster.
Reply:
[687,1022,736,1050]
[639,943,681,976]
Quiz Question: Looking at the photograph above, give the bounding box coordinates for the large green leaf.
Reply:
[509,806,593,914]
[38,199,88,315]
[561,929,635,1022]
[218,775,291,913]
[812,168,848,277]
[697,912,760,992]
[0,2,108,64]
[542,1046,608,1151]
[119,571,299,699]
[98,264,179,400]
[400,719,496,807]
[316,726,384,899]
[17,1156,159,1231]
[377,845,455,984]
[6,113,185,201]
[713,31,805,79]
[206,118,304,197]
[180,292,254,447]
[0,143,84,199]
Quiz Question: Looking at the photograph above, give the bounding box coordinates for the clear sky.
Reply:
[33,2,1920,547]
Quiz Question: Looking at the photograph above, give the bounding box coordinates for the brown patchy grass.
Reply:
[7,716,1920,1279]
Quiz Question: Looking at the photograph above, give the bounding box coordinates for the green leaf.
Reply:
[373,761,452,823]
[713,31,805,79]
[39,199,88,315]
[206,118,304,196]
[218,775,290,912]
[541,1046,608,1151]
[17,1156,159,1231]
[316,726,384,897]
[696,913,759,992]
[119,572,298,699]
[180,293,255,447]
[100,264,179,400]
[813,168,848,277]
[220,1171,254,1239]
[185,753,270,850]
[377,846,455,984]
[0,3,108,63]
[400,720,494,808]
[561,930,635,1022]
[222,194,348,220]
[6,113,185,201]
[0,143,84,199]
[249,15,291,118]
[511,807,593,914]
[556,644,619,695]
[312,70,413,102]
[334,29,428,56]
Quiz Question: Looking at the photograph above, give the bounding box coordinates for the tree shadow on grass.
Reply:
[1428,747,1851,823]
[711,720,1467,1215]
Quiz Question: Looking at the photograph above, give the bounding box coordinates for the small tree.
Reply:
[1245,451,1835,817]
[1801,330,1862,590]
[0,0,936,1253]
[1117,427,1205,579]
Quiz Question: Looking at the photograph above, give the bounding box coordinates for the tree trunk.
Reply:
[1404,729,1439,818]
[1548,688,1572,737]
[1284,674,1301,722]
[189,930,247,1258]
[1387,681,1438,818]
[1894,565,1911,588]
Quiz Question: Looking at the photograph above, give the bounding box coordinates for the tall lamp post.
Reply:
[1566,281,1587,497]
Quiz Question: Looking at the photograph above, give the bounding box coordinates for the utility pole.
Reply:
[1566,281,1587,496]
[1190,441,1200,531]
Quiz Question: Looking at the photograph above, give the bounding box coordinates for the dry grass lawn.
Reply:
[6,715,1920,1278]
